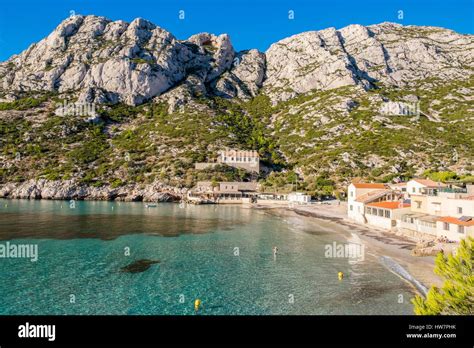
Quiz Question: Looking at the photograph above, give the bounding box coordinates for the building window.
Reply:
[412,187,416,193]
[458,225,465,234]
[457,207,463,214]
[378,209,384,217]
[350,191,354,197]
[350,205,353,211]
[384,210,390,218]
[366,207,371,215]
[443,222,449,231]
[415,201,422,209]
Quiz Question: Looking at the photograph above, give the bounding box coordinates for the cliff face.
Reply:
[0,16,473,197]
[1,16,472,106]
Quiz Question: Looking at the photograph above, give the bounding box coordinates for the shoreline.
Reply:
[255,202,443,291]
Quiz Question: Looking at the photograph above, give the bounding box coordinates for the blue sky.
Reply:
[0,0,473,61]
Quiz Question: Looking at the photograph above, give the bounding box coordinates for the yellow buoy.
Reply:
[338,271,344,280]
[194,299,201,311]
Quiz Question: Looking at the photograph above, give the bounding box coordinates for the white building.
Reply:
[436,216,474,242]
[365,201,412,229]
[406,178,447,197]
[347,182,389,222]
[288,192,311,204]
[217,149,259,172]
[404,184,474,241]
[348,179,474,242]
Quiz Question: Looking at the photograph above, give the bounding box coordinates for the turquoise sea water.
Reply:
[0,199,415,315]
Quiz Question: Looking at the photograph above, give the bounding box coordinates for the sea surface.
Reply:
[0,199,415,315]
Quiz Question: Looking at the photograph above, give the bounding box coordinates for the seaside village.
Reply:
[347,179,474,244]
[187,148,474,245]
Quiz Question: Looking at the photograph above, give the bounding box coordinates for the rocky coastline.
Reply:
[0,179,184,202]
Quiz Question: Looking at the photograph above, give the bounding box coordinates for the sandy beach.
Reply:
[254,201,443,291]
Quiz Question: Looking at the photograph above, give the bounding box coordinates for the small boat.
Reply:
[145,203,157,208]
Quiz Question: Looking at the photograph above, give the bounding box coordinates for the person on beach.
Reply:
[273,246,278,259]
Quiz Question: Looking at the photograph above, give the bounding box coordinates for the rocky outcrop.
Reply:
[263,23,474,102]
[186,32,235,81]
[264,28,363,102]
[1,16,472,107]
[212,49,266,98]
[0,179,184,202]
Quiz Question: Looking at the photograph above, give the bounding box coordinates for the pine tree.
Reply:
[412,237,474,315]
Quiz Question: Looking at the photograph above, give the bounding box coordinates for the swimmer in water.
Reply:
[273,246,278,259]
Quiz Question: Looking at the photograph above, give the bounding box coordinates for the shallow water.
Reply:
[0,199,415,315]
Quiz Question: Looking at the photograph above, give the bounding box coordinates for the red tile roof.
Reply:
[367,201,411,209]
[437,216,474,226]
[352,183,387,189]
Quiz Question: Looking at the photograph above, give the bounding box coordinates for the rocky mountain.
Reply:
[0,16,259,107]
[264,23,473,102]
[2,16,472,105]
[0,15,473,199]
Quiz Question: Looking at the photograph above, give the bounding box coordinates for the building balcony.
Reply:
[422,187,467,196]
